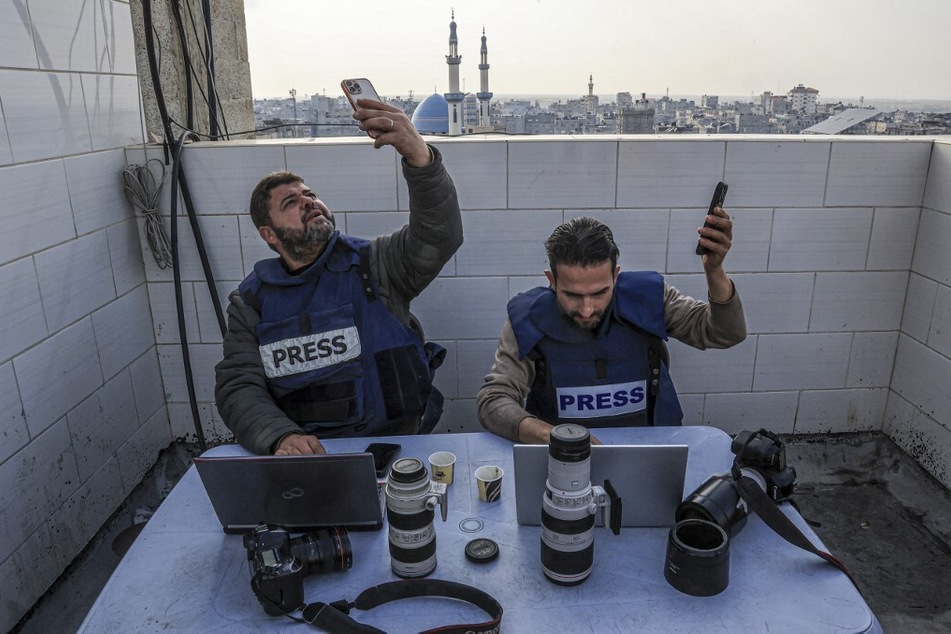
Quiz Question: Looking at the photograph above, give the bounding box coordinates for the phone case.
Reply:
[696,181,729,256]
[341,78,381,110]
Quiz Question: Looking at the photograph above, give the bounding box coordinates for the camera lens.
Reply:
[676,472,749,537]
[288,526,352,575]
[386,458,439,578]
[664,519,730,596]
[541,424,597,585]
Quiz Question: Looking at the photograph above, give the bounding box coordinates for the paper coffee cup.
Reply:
[475,465,504,502]
[429,451,456,484]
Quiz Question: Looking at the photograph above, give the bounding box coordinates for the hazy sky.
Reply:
[244,0,951,101]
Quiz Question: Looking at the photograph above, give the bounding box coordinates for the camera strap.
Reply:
[300,578,503,634]
[732,467,861,592]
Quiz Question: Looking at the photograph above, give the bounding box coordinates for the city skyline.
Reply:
[245,0,951,102]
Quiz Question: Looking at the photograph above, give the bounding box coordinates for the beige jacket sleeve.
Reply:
[476,282,747,441]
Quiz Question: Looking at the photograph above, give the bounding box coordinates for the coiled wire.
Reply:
[123,159,173,269]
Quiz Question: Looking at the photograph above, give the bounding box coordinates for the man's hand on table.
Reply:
[274,433,326,455]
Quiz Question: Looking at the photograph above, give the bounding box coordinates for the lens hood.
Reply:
[664,519,730,597]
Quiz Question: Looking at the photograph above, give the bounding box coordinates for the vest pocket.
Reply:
[276,377,364,425]
[374,344,429,423]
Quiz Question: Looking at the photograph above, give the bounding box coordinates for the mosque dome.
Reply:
[411,93,449,134]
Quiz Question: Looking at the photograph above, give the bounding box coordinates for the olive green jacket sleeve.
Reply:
[476,283,747,441]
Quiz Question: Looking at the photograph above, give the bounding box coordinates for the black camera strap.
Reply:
[732,467,861,592]
[300,578,503,634]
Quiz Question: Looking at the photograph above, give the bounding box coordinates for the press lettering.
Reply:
[260,326,362,379]
[555,380,648,419]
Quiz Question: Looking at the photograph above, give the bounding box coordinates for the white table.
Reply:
[79,427,880,632]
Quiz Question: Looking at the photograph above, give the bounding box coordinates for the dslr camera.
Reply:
[243,524,352,615]
[677,428,797,536]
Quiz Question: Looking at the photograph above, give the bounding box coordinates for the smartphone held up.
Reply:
[341,78,381,111]
[696,181,729,256]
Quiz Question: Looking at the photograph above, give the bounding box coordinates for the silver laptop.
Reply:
[194,453,384,534]
[513,444,689,528]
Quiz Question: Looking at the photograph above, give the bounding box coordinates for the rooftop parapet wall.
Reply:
[135,135,949,490]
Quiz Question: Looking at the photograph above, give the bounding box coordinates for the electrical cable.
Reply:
[122,160,173,269]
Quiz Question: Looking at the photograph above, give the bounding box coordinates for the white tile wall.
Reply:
[129,350,166,423]
[108,218,148,295]
[669,207,773,274]
[809,271,907,332]
[179,144,287,215]
[344,211,411,242]
[430,140,507,210]
[15,319,104,437]
[0,518,58,629]
[116,406,174,494]
[431,340,457,399]
[702,391,799,435]
[149,282,200,345]
[0,419,80,563]
[165,401,231,447]
[66,372,140,482]
[0,160,76,266]
[796,388,889,433]
[847,332,899,388]
[912,208,951,285]
[157,342,220,404]
[83,74,144,151]
[867,207,920,270]
[0,362,29,464]
[286,142,399,212]
[0,257,49,363]
[825,141,930,207]
[35,231,117,332]
[769,208,872,271]
[143,215,244,284]
[891,335,951,428]
[667,337,757,393]
[65,149,133,234]
[725,140,830,207]
[92,287,155,379]
[928,285,951,358]
[0,108,13,166]
[508,139,617,209]
[0,70,92,162]
[617,140,726,208]
[885,396,951,490]
[30,0,100,71]
[901,273,938,344]
[457,209,561,276]
[577,209,670,272]
[923,142,951,214]
[753,333,852,391]
[0,0,38,69]
[717,273,814,334]
[412,276,511,340]
[456,339,502,401]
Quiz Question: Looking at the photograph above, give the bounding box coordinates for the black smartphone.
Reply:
[696,181,729,256]
[365,442,401,478]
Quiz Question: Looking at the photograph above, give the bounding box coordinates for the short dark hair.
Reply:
[545,217,620,278]
[249,171,305,229]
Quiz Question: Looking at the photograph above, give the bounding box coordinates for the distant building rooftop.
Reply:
[803,108,881,134]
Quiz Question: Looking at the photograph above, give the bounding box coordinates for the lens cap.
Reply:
[465,538,499,563]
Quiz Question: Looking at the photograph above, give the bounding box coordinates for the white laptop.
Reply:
[513,444,689,528]
[194,452,385,534]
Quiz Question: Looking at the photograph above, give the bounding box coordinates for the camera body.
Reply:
[676,429,797,537]
[243,524,352,616]
[385,457,448,578]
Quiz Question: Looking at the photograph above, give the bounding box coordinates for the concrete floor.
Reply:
[12,431,951,633]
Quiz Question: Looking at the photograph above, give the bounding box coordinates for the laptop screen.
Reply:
[194,453,384,534]
[513,444,688,528]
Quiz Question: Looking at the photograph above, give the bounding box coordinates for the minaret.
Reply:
[444,11,465,136]
[476,27,493,128]
[586,74,597,114]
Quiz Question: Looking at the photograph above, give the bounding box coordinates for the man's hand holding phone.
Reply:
[341,78,431,167]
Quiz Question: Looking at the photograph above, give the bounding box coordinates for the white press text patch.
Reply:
[259,326,361,378]
[556,380,647,419]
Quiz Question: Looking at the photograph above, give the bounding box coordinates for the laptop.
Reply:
[513,444,689,528]
[194,452,385,534]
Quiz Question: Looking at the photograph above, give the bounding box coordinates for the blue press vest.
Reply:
[508,271,683,428]
[239,233,432,438]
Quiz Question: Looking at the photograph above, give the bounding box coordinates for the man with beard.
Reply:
[215,100,462,456]
[477,215,746,444]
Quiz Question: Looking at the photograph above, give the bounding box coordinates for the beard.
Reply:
[556,301,605,331]
[271,219,334,263]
